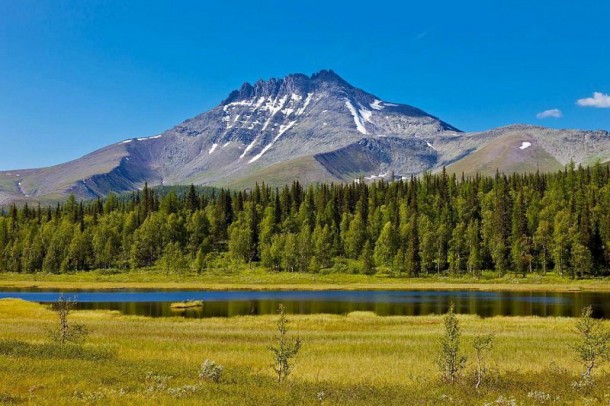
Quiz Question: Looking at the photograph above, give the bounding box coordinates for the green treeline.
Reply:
[1,163,610,277]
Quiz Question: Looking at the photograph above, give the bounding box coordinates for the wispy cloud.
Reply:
[536,108,562,119]
[577,92,610,108]
[414,30,430,41]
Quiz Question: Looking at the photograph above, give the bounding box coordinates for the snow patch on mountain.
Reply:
[240,139,258,159]
[223,100,254,112]
[370,99,384,110]
[360,106,373,123]
[264,95,288,116]
[365,172,390,180]
[120,134,162,144]
[296,93,314,116]
[345,100,368,134]
[248,120,297,164]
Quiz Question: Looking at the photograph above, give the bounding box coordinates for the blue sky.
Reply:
[1,0,609,170]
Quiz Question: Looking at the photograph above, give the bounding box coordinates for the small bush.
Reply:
[527,390,558,404]
[328,259,348,274]
[473,333,494,390]
[572,305,610,381]
[348,262,364,274]
[199,359,223,383]
[269,304,302,384]
[436,303,466,384]
[48,295,89,345]
[144,371,173,393]
[167,384,199,398]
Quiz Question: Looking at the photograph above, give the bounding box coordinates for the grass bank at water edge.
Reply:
[0,298,610,404]
[1,269,610,292]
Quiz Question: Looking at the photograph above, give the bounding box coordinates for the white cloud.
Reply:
[577,92,610,108]
[536,108,562,119]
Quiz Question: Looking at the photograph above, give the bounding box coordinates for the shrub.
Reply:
[436,303,466,383]
[269,304,302,384]
[473,333,494,390]
[199,359,223,383]
[167,384,199,397]
[48,295,88,345]
[144,371,173,393]
[572,305,610,382]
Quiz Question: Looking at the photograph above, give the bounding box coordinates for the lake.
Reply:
[0,288,608,318]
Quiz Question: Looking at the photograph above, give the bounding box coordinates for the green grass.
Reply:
[0,175,18,191]
[1,268,610,291]
[0,298,609,404]
[0,340,116,361]
[226,156,339,189]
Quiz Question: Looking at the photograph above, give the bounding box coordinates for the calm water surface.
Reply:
[0,289,608,318]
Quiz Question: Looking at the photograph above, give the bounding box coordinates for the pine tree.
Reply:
[405,214,420,277]
[418,215,436,275]
[392,248,407,277]
[344,213,367,259]
[187,184,199,212]
[571,231,592,279]
[466,220,481,277]
[228,212,253,264]
[361,240,375,275]
[533,219,552,274]
[282,233,298,272]
[448,222,466,275]
[374,221,396,267]
[553,210,571,276]
[297,225,312,272]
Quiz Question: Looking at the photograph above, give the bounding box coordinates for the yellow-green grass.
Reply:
[0,298,609,404]
[170,300,204,309]
[1,269,610,292]
[225,156,339,190]
[445,132,563,177]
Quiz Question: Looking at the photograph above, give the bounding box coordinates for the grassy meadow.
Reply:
[1,268,610,291]
[1,298,610,405]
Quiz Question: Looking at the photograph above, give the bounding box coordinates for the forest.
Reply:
[1,163,610,278]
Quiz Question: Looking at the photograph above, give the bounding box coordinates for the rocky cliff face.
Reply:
[1,70,609,205]
[151,69,459,185]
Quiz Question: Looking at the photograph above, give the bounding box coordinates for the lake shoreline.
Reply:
[1,270,610,292]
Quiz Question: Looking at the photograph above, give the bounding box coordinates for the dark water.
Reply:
[0,289,609,318]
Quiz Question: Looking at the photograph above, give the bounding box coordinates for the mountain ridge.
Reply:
[1,70,609,205]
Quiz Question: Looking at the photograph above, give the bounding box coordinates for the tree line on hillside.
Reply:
[1,163,610,277]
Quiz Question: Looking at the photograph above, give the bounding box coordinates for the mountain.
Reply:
[444,125,610,176]
[1,70,609,204]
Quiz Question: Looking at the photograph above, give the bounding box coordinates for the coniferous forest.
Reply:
[1,163,610,278]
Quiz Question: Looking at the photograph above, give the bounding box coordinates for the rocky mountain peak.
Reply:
[310,69,350,85]
[221,70,353,105]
